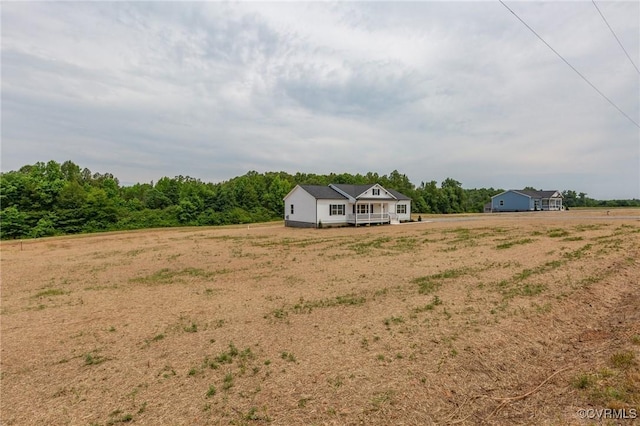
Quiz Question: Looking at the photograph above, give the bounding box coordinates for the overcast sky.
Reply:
[2,1,639,199]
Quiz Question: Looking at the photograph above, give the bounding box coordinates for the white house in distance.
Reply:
[490,189,563,212]
[284,183,412,228]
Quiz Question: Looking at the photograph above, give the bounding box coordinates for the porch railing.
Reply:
[347,213,390,223]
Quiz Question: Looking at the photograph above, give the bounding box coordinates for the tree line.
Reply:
[1,160,637,239]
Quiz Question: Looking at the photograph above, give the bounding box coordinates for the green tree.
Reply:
[0,206,29,239]
[441,178,465,213]
[30,214,58,238]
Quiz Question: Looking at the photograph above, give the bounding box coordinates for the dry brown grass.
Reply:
[1,209,639,425]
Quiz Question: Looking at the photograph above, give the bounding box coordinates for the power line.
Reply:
[592,0,640,75]
[498,0,640,129]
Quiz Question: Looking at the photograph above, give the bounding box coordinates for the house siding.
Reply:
[395,201,411,221]
[284,186,317,226]
[358,184,397,200]
[317,200,349,226]
[492,191,532,212]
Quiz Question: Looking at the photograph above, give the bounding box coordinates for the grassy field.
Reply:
[1,209,639,425]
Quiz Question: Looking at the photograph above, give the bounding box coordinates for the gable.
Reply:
[331,184,403,201]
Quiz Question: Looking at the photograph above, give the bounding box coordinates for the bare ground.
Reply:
[1,209,639,425]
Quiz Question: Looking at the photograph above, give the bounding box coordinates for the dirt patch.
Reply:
[1,210,639,425]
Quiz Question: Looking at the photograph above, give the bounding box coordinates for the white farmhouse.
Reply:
[283,183,412,228]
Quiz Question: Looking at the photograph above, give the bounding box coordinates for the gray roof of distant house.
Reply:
[513,189,562,198]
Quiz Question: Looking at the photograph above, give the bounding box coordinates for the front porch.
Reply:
[345,201,400,225]
[540,198,563,211]
[346,213,395,225]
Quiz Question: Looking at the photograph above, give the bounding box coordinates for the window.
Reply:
[372,188,380,196]
[330,204,345,216]
[396,204,406,214]
[499,200,504,206]
[290,204,294,214]
[356,204,369,214]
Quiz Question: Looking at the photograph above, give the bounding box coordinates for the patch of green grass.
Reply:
[370,390,395,411]
[125,249,144,257]
[214,342,240,365]
[183,323,198,333]
[349,236,392,254]
[414,295,443,313]
[280,351,296,362]
[384,316,405,327]
[106,413,133,425]
[33,288,68,298]
[243,406,270,422]
[158,365,176,379]
[574,358,639,408]
[413,267,472,294]
[204,288,220,296]
[84,352,107,366]
[374,288,389,297]
[443,228,482,247]
[494,257,571,299]
[610,351,636,369]
[292,294,366,313]
[222,373,234,390]
[572,373,593,389]
[532,302,552,313]
[562,236,584,242]
[547,228,570,238]
[391,236,419,252]
[360,337,369,349]
[130,267,229,285]
[270,308,288,319]
[412,277,441,294]
[328,375,344,388]
[562,244,593,260]
[206,385,217,397]
[495,238,534,249]
[298,397,311,408]
[574,224,606,232]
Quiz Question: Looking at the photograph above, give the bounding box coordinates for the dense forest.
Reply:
[1,160,638,239]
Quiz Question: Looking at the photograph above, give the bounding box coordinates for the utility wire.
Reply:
[592,0,640,75]
[499,0,640,129]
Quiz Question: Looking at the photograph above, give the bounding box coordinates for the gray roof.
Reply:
[514,189,562,199]
[299,184,412,201]
[331,184,376,198]
[299,185,347,199]
[387,188,412,200]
